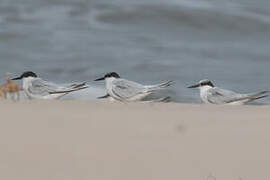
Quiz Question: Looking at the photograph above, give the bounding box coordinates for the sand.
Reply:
[0,100,269,180]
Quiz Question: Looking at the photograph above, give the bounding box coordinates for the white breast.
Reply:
[22,77,35,99]
[199,86,212,104]
[105,77,117,98]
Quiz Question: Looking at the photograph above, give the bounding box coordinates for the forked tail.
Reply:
[226,90,269,103]
[69,82,87,89]
[49,83,88,94]
[247,91,269,102]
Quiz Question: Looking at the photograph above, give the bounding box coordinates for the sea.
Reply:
[0,0,270,103]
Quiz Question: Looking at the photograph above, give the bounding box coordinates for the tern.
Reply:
[94,72,172,102]
[188,79,269,105]
[12,71,88,100]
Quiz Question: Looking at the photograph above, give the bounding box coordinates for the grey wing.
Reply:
[207,87,245,104]
[112,79,146,99]
[29,79,66,96]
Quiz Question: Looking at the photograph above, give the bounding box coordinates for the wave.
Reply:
[91,4,270,33]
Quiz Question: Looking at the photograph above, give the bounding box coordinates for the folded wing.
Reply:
[112,79,146,100]
[207,87,245,104]
[29,79,87,96]
[207,87,268,104]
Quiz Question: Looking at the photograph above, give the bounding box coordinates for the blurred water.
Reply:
[0,0,270,103]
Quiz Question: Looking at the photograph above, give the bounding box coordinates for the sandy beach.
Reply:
[0,100,269,180]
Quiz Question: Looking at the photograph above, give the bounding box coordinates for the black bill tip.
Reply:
[94,77,105,81]
[187,84,200,88]
[11,77,22,81]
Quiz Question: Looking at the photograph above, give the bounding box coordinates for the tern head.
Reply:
[94,72,120,81]
[188,79,214,88]
[12,71,38,80]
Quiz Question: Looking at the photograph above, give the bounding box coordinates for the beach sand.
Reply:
[0,100,269,180]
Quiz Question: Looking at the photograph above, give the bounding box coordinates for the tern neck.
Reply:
[22,77,35,89]
[105,77,117,90]
[199,85,213,103]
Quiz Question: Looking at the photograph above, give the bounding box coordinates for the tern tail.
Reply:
[69,82,87,89]
[146,80,173,91]
[49,85,88,95]
[226,90,269,103]
[247,91,269,102]
[249,95,268,101]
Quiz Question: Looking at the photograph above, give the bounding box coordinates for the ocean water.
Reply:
[0,0,270,103]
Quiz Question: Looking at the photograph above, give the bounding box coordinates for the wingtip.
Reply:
[161,80,174,88]
[250,94,269,101]
[154,96,171,103]
[161,96,171,102]
[77,86,89,91]
[72,82,88,89]
[167,80,174,86]
[253,90,270,97]
[97,94,110,99]
[49,85,89,95]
